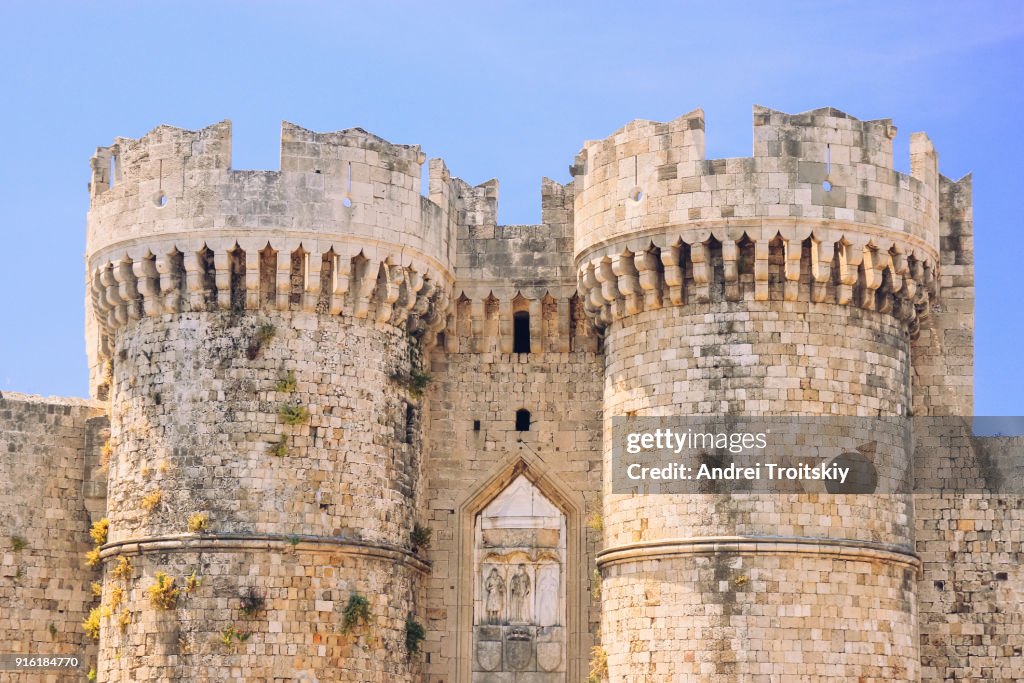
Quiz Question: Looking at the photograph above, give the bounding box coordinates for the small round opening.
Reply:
[342,195,353,208]
[153,191,168,208]
[822,180,832,192]
[628,186,644,202]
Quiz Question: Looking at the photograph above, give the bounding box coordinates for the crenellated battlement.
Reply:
[5,105,1001,682]
[89,238,450,347]
[573,106,940,260]
[572,106,955,337]
[84,107,965,372]
[87,120,455,276]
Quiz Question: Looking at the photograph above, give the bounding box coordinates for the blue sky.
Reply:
[0,1,1021,415]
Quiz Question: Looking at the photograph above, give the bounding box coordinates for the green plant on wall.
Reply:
[219,625,251,652]
[405,614,426,654]
[341,592,371,634]
[187,512,209,533]
[247,322,277,359]
[112,556,133,581]
[268,436,289,457]
[82,606,106,640]
[141,489,163,513]
[108,586,124,611]
[390,367,431,398]
[10,535,28,552]
[145,572,179,609]
[274,370,297,393]
[410,523,433,550]
[239,587,265,617]
[408,369,431,397]
[99,439,113,469]
[278,404,310,425]
[588,645,608,683]
[90,518,109,545]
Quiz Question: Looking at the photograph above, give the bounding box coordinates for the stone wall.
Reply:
[422,344,603,683]
[596,296,918,681]
[0,392,107,681]
[97,309,429,682]
[573,107,935,682]
[915,426,1024,682]
[4,106,1021,682]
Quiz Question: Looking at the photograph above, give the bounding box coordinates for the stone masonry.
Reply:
[0,106,1020,681]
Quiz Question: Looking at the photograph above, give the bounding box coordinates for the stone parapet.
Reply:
[573,107,945,339]
[89,236,450,350]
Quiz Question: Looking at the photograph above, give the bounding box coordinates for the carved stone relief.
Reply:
[472,475,566,681]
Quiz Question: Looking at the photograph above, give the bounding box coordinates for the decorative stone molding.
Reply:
[99,532,431,574]
[89,236,451,353]
[596,535,921,573]
[573,107,945,339]
[576,222,937,338]
[440,286,598,354]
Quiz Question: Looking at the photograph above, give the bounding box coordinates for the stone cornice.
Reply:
[597,535,921,572]
[99,532,432,574]
[576,219,937,338]
[89,235,451,354]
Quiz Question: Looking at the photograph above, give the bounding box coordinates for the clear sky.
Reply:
[0,1,1021,415]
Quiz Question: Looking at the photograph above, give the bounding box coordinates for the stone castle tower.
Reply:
[1,106,1020,682]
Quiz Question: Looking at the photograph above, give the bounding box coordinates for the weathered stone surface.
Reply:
[1,105,1019,682]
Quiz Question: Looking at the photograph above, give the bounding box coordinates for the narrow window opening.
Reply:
[289,247,306,308]
[405,402,417,444]
[169,249,186,310]
[342,162,353,207]
[513,311,531,353]
[317,250,335,314]
[259,245,277,308]
[473,419,481,432]
[515,409,531,432]
[229,246,246,312]
[198,247,217,309]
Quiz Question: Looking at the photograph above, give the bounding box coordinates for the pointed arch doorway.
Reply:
[454,458,584,682]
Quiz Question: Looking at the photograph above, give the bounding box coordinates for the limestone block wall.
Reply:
[4,106,1018,682]
[902,168,1023,682]
[573,106,939,259]
[597,299,919,681]
[914,429,1024,682]
[443,177,597,357]
[574,108,937,682]
[84,120,459,681]
[85,121,458,398]
[95,309,430,682]
[105,311,423,544]
[0,392,107,682]
[422,343,603,683]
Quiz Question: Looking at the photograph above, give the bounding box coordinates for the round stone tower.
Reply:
[85,121,451,681]
[574,107,940,681]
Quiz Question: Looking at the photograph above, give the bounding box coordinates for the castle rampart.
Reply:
[3,105,1021,682]
[574,107,940,339]
[0,392,108,680]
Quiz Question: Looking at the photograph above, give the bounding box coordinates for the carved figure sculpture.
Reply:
[484,567,505,623]
[509,564,531,622]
